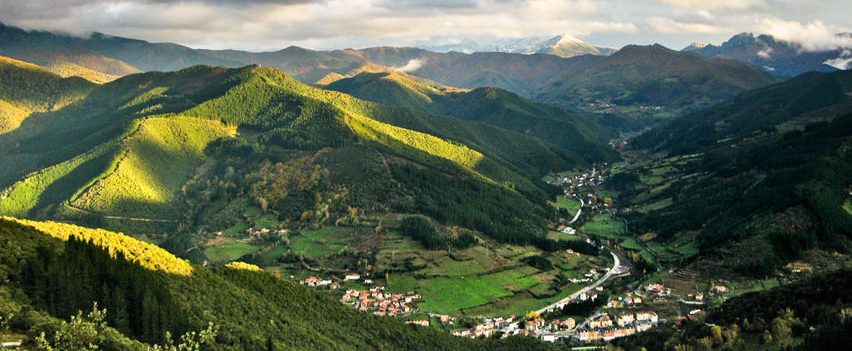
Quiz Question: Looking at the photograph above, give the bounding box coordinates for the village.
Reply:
[451,287,662,343]
[298,274,424,318]
[450,279,735,344]
[290,163,738,345]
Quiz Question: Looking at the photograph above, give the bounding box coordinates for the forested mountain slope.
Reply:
[0,217,552,350]
[614,70,852,275]
[0,63,592,252]
[535,44,775,112]
[0,55,94,134]
[684,32,845,78]
[326,70,616,162]
[1,23,775,117]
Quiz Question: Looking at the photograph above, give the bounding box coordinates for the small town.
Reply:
[340,287,422,317]
[298,275,423,317]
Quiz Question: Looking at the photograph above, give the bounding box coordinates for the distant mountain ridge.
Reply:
[683,32,850,77]
[535,44,775,112]
[0,23,775,115]
[417,34,616,58]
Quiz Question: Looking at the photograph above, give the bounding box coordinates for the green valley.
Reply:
[0,18,850,351]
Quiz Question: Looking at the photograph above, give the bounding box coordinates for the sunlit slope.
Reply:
[4,216,193,275]
[327,71,615,163]
[0,141,118,217]
[0,55,95,133]
[71,117,235,219]
[0,66,239,189]
[183,66,566,186]
[0,65,573,242]
[46,60,126,83]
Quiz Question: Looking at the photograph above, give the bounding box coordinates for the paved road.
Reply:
[536,249,622,315]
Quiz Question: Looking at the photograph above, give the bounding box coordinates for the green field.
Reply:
[374,226,609,317]
[224,221,249,235]
[462,282,584,317]
[636,197,673,213]
[547,231,583,242]
[291,226,356,258]
[580,213,625,238]
[414,269,541,315]
[620,237,644,251]
[204,237,260,264]
[387,274,420,294]
[255,214,278,228]
[551,195,581,214]
[421,246,503,276]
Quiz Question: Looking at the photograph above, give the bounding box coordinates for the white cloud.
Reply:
[394,58,424,72]
[0,0,849,52]
[755,18,852,51]
[656,0,767,11]
[824,49,852,69]
[649,17,729,34]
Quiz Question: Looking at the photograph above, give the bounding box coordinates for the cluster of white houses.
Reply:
[575,311,659,342]
[452,316,518,338]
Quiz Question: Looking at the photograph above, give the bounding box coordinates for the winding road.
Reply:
[536,249,623,315]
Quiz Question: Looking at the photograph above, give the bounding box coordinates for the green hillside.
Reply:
[634,70,852,153]
[612,70,852,275]
[327,71,616,163]
[612,269,852,351]
[0,55,95,134]
[0,217,553,350]
[0,64,583,251]
[70,117,236,219]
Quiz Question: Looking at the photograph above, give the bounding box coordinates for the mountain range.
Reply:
[684,32,850,78]
[0,23,776,116]
[417,34,616,58]
[0,56,609,253]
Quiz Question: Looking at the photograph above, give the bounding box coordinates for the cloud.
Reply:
[0,0,849,52]
[394,58,424,72]
[755,18,852,51]
[757,47,773,58]
[824,49,852,69]
[656,0,767,11]
[377,0,478,10]
[649,17,729,34]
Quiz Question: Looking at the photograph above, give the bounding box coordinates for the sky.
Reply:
[0,0,850,52]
